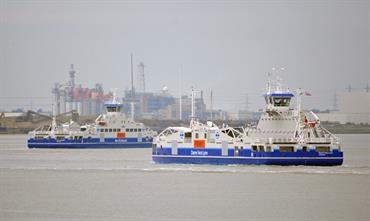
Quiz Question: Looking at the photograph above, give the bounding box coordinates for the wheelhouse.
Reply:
[105,103,123,113]
[264,92,294,107]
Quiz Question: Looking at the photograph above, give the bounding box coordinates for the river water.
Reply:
[0,134,369,221]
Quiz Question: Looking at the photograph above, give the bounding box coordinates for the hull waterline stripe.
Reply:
[152,155,343,160]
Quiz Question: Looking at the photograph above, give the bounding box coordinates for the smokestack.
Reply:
[130,53,135,97]
[69,64,75,89]
[69,64,76,104]
[137,62,146,93]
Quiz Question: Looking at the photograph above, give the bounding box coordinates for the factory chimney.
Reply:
[130,53,135,98]
[137,62,146,93]
[69,64,75,90]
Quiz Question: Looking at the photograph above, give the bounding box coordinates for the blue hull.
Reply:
[28,137,153,149]
[152,155,343,166]
[152,147,343,166]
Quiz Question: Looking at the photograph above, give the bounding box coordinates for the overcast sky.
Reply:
[0,0,369,112]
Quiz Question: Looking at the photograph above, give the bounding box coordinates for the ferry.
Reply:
[152,73,343,166]
[27,94,156,148]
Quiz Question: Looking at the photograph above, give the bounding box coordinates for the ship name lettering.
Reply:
[191,150,208,156]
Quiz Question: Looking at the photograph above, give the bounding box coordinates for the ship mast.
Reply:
[179,66,182,121]
[190,89,200,127]
[130,102,135,120]
[191,88,195,120]
[295,88,304,144]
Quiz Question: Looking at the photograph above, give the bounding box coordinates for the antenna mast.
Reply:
[295,88,304,144]
[210,89,213,120]
[130,102,135,120]
[191,88,195,120]
[179,67,182,121]
[190,88,200,126]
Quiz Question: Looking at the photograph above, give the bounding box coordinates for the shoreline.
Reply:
[1,116,369,134]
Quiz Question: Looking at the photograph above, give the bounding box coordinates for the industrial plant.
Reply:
[51,56,226,121]
[1,61,369,134]
[52,64,111,116]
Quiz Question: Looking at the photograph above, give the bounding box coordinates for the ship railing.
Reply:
[33,129,48,134]
[244,128,338,145]
[320,127,341,144]
[243,127,259,136]
[157,127,188,141]
[32,124,53,132]
[67,130,88,136]
[268,137,298,144]
[268,137,334,145]
[220,127,244,139]
[306,137,332,143]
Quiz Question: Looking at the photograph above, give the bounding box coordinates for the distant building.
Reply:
[160,95,194,120]
[52,65,111,116]
[160,94,229,121]
[319,91,370,124]
[203,109,228,121]
[122,89,175,119]
[228,110,253,121]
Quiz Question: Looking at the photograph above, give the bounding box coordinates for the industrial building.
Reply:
[319,89,370,124]
[119,55,211,120]
[121,86,223,121]
[51,59,250,121]
[52,64,111,116]
[159,92,228,121]
[121,88,175,119]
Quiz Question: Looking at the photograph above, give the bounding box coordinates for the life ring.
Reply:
[308,122,316,127]
[304,117,316,128]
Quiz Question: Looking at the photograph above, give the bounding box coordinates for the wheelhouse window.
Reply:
[274,98,281,106]
[273,97,291,107]
[106,106,122,112]
[106,107,116,112]
[281,98,290,106]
